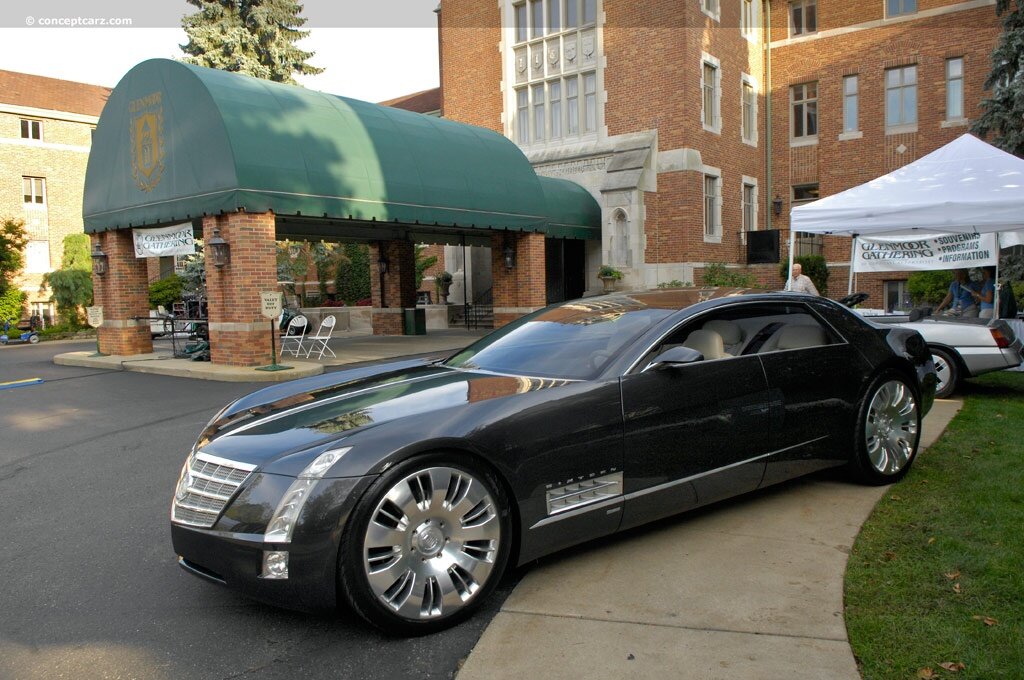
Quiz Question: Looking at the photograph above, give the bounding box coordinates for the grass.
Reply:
[845,371,1024,679]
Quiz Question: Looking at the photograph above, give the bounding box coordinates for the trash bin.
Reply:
[403,308,426,335]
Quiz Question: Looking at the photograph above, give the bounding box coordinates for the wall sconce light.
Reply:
[208,227,231,267]
[503,241,516,270]
[378,254,389,275]
[772,194,784,217]
[91,242,108,276]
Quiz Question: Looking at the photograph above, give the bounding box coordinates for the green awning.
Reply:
[84,59,600,240]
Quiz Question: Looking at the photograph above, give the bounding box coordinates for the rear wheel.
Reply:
[338,454,511,635]
[930,347,959,399]
[850,373,921,485]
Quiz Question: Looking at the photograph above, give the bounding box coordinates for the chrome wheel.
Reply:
[930,348,958,399]
[362,466,502,621]
[864,380,919,476]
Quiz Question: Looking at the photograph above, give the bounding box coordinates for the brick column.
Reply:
[204,212,277,366]
[491,232,546,328]
[369,240,417,335]
[92,229,153,355]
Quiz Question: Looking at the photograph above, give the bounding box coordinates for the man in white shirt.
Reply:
[785,263,820,296]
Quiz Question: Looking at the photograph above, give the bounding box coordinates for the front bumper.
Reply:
[171,474,375,612]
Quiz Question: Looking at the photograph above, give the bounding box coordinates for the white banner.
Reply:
[133,223,195,258]
[853,233,999,273]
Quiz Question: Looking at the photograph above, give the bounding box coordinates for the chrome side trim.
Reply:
[530,496,623,530]
[546,472,624,515]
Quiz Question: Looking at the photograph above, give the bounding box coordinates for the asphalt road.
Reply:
[0,341,516,680]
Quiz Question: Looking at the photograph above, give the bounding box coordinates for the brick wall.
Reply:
[92,229,153,355]
[369,240,417,335]
[492,231,546,327]
[439,1,503,132]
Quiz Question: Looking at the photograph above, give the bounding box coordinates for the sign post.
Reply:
[255,292,291,372]
[85,306,106,356]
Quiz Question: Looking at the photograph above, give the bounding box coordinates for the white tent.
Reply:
[787,133,1024,295]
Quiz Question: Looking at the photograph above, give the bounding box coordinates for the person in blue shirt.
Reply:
[973,266,996,319]
[935,269,978,316]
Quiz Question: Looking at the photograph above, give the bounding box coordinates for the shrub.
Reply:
[657,279,691,289]
[597,265,623,279]
[0,217,28,294]
[704,263,755,287]
[335,244,371,305]
[0,286,26,324]
[907,270,953,305]
[778,255,829,296]
[149,274,184,310]
[46,269,92,326]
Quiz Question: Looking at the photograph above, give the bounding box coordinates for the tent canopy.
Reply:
[84,59,600,240]
[790,134,1024,238]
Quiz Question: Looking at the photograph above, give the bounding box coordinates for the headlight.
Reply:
[264,447,351,543]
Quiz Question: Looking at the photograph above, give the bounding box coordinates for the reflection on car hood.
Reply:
[196,361,571,465]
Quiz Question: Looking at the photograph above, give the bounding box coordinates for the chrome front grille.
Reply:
[172,452,256,528]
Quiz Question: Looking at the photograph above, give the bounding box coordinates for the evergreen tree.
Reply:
[181,0,323,84]
[973,0,1024,156]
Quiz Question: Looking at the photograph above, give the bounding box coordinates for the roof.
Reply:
[0,69,110,117]
[379,87,441,115]
[84,59,599,240]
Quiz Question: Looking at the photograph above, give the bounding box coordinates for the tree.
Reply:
[0,217,29,295]
[44,234,96,326]
[335,244,371,304]
[973,0,1024,155]
[61,234,91,271]
[181,0,323,85]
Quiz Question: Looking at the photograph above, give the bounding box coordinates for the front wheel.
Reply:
[849,374,921,485]
[28,334,40,344]
[338,455,511,635]
[930,347,959,399]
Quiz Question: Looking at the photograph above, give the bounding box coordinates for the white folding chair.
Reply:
[279,315,309,357]
[303,315,337,360]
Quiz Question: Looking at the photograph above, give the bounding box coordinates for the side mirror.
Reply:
[650,345,704,369]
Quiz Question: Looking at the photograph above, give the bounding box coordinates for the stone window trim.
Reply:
[20,118,42,141]
[741,73,759,147]
[741,176,758,244]
[843,74,859,135]
[701,0,721,23]
[703,165,723,244]
[701,52,722,135]
[513,0,598,45]
[741,0,760,41]
[790,81,818,147]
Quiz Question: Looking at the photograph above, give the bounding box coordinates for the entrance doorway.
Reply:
[545,238,587,304]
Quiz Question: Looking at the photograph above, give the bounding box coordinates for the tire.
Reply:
[28,334,40,344]
[930,347,959,399]
[849,372,922,485]
[338,454,512,635]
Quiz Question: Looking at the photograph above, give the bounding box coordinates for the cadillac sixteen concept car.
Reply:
[171,289,936,634]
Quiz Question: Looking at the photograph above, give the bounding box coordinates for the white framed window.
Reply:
[790,82,818,144]
[886,0,916,17]
[885,65,917,130]
[790,0,816,36]
[25,240,50,274]
[792,184,823,256]
[843,75,859,133]
[946,58,964,121]
[701,53,721,134]
[507,0,601,148]
[704,172,722,241]
[741,0,759,39]
[20,119,42,141]
[22,176,45,205]
[741,73,758,146]
[742,178,758,235]
[701,0,720,21]
[884,280,912,313]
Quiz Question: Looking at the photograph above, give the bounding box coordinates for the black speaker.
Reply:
[746,230,780,264]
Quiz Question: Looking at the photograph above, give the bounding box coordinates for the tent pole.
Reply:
[786,228,796,290]
[848,235,857,295]
[995,231,1001,318]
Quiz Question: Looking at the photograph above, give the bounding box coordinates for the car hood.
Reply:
[194,359,572,468]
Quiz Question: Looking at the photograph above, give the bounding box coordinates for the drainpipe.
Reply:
[764,0,773,237]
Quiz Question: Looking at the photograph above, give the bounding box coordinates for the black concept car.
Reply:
[171,289,936,634]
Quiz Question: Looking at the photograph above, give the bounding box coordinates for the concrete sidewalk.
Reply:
[458,399,963,680]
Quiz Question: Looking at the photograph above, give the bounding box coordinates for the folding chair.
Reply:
[303,315,337,360]
[279,315,309,357]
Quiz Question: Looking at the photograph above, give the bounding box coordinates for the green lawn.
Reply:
[845,371,1024,679]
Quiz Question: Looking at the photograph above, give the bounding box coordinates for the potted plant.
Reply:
[597,265,624,293]
[436,271,453,304]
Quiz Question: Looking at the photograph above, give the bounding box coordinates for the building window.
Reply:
[884,280,912,313]
[742,181,757,233]
[583,0,596,24]
[20,119,42,140]
[516,88,530,143]
[843,75,859,133]
[565,0,578,26]
[567,76,580,135]
[885,65,917,129]
[23,177,46,205]
[792,184,822,255]
[532,83,546,140]
[702,0,720,20]
[790,82,818,142]
[790,0,816,36]
[583,73,597,132]
[548,0,560,29]
[886,0,916,17]
[530,0,543,38]
[741,0,758,38]
[704,174,721,239]
[549,81,562,138]
[515,3,528,42]
[946,58,964,121]
[702,55,721,133]
[741,74,758,145]
[25,241,50,274]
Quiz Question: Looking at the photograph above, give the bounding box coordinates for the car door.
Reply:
[618,316,771,531]
[753,302,868,486]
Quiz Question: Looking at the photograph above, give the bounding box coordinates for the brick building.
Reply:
[0,70,111,320]
[437,0,1003,308]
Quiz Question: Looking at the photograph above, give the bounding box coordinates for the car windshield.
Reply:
[444,298,674,379]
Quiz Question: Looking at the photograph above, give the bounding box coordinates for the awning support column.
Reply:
[492,232,546,328]
[91,229,153,356]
